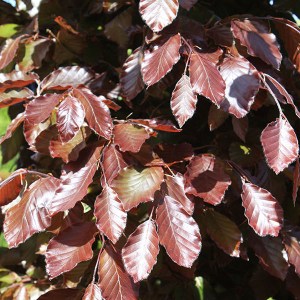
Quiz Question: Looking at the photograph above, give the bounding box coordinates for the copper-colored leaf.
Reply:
[40,66,94,91]
[39,289,83,300]
[179,0,197,10]
[83,283,103,300]
[208,104,229,131]
[102,144,128,185]
[189,51,225,106]
[202,209,242,257]
[232,116,248,142]
[293,158,300,204]
[45,222,97,279]
[130,118,181,132]
[170,74,198,127]
[94,184,127,244]
[3,176,60,248]
[57,95,85,143]
[156,195,201,267]
[25,94,61,125]
[141,34,181,86]
[219,56,260,118]
[0,88,34,108]
[73,87,113,139]
[0,112,25,144]
[0,36,23,70]
[113,123,151,153]
[241,182,283,237]
[111,166,164,211]
[122,220,159,282]
[139,0,179,32]
[0,70,38,91]
[260,115,299,174]
[98,245,138,300]
[120,47,144,100]
[249,234,288,280]
[184,154,231,205]
[231,19,282,69]
[165,173,194,215]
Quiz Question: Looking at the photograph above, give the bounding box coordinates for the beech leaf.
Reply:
[184,154,231,205]
[139,0,179,32]
[0,36,23,70]
[122,220,159,282]
[232,116,248,142]
[94,184,127,244]
[141,34,181,86]
[111,166,164,211]
[260,115,299,174]
[3,177,60,248]
[241,182,283,237]
[208,104,229,131]
[56,95,85,143]
[179,0,197,10]
[0,112,25,145]
[45,222,97,279]
[219,56,260,118]
[0,88,34,108]
[170,74,198,127]
[98,245,138,300]
[83,283,103,300]
[156,195,201,267]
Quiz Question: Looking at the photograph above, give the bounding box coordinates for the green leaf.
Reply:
[0,24,20,38]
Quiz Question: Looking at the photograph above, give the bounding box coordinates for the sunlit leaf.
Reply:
[83,283,103,300]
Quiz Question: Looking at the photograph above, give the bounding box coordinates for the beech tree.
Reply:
[0,0,300,299]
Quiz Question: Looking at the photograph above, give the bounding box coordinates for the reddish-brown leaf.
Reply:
[39,289,83,300]
[0,36,23,70]
[102,144,128,185]
[219,56,260,118]
[156,195,201,267]
[165,173,194,215]
[83,283,103,300]
[3,176,60,248]
[0,88,34,108]
[249,234,288,280]
[45,222,97,279]
[260,115,299,174]
[202,209,242,257]
[184,154,231,205]
[130,118,181,132]
[98,245,138,300]
[25,94,61,125]
[120,47,144,100]
[0,112,25,144]
[94,184,127,244]
[50,151,99,215]
[73,88,113,139]
[208,104,229,131]
[139,0,179,32]
[40,66,94,91]
[141,34,181,86]
[57,95,85,143]
[293,158,300,204]
[189,51,225,106]
[231,19,282,69]
[113,123,151,153]
[0,169,27,206]
[0,71,38,92]
[232,116,248,142]
[241,182,283,237]
[282,227,300,276]
[207,24,234,47]
[170,74,198,127]
[122,220,159,282]
[179,0,197,10]
[111,166,164,211]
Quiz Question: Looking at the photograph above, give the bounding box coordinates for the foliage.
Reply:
[0,0,300,299]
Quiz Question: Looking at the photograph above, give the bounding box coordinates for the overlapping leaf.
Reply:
[141,34,181,86]
[98,245,138,300]
[231,19,282,69]
[208,104,228,131]
[122,220,159,282]
[293,158,299,204]
[202,209,242,257]
[73,88,113,139]
[241,182,283,236]
[0,36,23,70]
[113,123,151,153]
[156,195,201,267]
[0,112,25,144]
[170,74,198,127]
[139,0,179,32]
[94,184,127,244]
[40,66,94,91]
[0,70,38,91]
[45,222,97,279]
[83,283,103,300]
[111,166,164,211]
[232,116,248,142]
[4,176,60,248]
[260,115,299,174]
[0,88,34,108]
[219,56,260,118]
[179,0,197,10]
[130,118,181,132]
[120,47,144,100]
[189,51,225,105]
[56,95,85,143]
[25,94,61,125]
[184,154,231,205]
